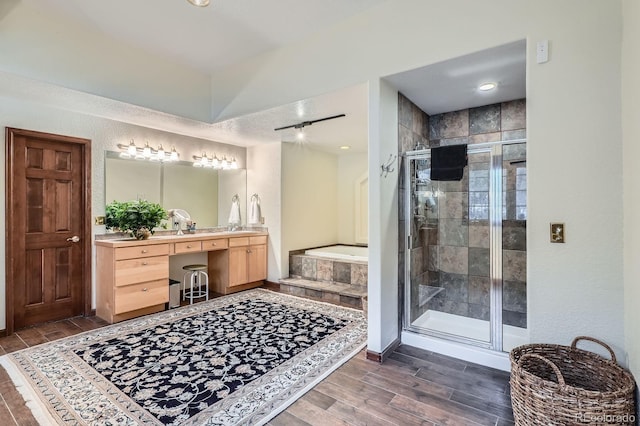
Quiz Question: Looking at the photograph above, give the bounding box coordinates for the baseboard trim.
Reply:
[366,338,401,363]
[0,329,6,338]
[262,281,281,292]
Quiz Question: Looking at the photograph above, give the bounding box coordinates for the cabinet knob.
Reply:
[212,242,216,246]
[247,249,251,253]
[141,249,148,253]
[142,262,148,265]
[142,288,148,292]
[187,245,192,249]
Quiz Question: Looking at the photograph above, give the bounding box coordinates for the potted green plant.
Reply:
[105,199,168,240]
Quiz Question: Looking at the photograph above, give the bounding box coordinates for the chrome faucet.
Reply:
[175,220,184,235]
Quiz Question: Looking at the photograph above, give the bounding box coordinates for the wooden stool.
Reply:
[182,264,209,304]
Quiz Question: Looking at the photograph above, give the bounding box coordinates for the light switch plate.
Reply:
[537,40,549,63]
[550,223,565,243]
[95,216,105,225]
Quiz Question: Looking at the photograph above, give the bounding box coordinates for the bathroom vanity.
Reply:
[95,231,268,323]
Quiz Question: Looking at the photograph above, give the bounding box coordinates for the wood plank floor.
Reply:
[0,298,513,425]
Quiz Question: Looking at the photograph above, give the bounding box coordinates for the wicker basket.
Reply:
[510,336,636,425]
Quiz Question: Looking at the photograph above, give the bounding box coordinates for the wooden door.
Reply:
[6,128,91,333]
[228,246,248,287]
[247,244,267,283]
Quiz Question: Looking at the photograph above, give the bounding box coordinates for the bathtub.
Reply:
[304,245,368,262]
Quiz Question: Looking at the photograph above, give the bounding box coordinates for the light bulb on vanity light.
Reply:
[296,129,305,141]
[157,145,165,160]
[143,142,152,158]
[127,140,137,157]
[170,147,179,162]
[194,153,208,167]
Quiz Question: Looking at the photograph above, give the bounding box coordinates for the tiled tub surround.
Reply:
[399,94,527,332]
[281,248,368,309]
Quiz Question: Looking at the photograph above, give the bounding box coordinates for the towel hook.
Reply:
[251,193,260,203]
[380,154,397,178]
[232,194,240,202]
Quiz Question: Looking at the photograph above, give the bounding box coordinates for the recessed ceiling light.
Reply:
[187,0,210,6]
[340,145,351,150]
[478,82,497,91]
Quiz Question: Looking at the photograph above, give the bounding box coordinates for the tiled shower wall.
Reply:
[398,94,528,329]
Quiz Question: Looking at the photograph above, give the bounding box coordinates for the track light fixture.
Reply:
[274,114,346,132]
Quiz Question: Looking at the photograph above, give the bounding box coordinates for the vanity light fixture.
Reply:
[478,82,497,91]
[187,0,210,6]
[117,139,180,162]
[192,153,239,170]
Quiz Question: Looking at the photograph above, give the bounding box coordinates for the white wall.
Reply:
[281,144,339,277]
[209,0,627,358]
[368,79,399,353]
[623,0,640,377]
[0,96,245,329]
[337,153,368,245]
[246,143,282,282]
[0,1,211,122]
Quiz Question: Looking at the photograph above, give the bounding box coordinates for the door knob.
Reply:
[66,236,80,243]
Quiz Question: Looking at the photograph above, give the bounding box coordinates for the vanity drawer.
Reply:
[174,241,203,254]
[249,236,267,245]
[229,237,250,247]
[202,238,228,250]
[114,279,168,314]
[115,244,169,260]
[115,256,168,286]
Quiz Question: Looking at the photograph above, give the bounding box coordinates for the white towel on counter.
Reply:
[228,198,241,225]
[249,195,261,225]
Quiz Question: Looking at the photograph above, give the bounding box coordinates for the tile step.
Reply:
[279,278,366,309]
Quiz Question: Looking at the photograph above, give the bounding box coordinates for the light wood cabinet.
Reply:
[96,232,268,322]
[96,243,170,323]
[210,235,268,294]
[247,242,267,283]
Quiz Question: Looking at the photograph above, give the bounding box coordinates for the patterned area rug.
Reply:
[0,289,367,425]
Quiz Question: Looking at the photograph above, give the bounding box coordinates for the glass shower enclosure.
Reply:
[403,141,527,353]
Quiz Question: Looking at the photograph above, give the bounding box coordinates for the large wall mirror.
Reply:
[105,151,247,228]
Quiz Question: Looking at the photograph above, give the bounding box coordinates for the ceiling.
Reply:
[384,40,526,116]
[211,84,370,153]
[26,0,388,73]
[12,1,526,154]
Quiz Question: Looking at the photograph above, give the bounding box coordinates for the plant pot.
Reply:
[134,228,151,240]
